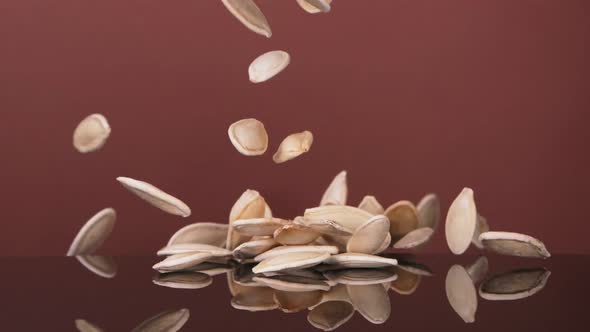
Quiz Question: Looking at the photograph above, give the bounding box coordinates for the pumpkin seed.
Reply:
[479,268,550,301]
[232,218,289,237]
[221,0,271,37]
[416,193,440,229]
[157,243,232,257]
[445,264,477,323]
[358,195,384,214]
[152,253,214,273]
[307,301,354,331]
[228,118,269,156]
[249,50,290,83]
[253,251,330,274]
[131,308,189,332]
[324,253,397,269]
[479,231,550,259]
[152,272,212,289]
[273,131,314,163]
[384,200,419,243]
[346,215,390,254]
[472,215,490,249]
[445,188,477,255]
[347,284,391,324]
[167,222,227,247]
[296,0,332,14]
[233,238,278,259]
[304,205,373,231]
[274,290,323,313]
[393,227,434,249]
[67,208,116,256]
[320,171,348,206]
[117,177,191,217]
[254,245,338,262]
[273,224,320,245]
[75,319,103,332]
[73,114,111,153]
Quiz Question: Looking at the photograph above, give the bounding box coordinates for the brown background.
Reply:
[0,0,588,256]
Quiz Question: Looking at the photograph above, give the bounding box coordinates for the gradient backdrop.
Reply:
[1,0,588,256]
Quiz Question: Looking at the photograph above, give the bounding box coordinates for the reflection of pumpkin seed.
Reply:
[390,267,421,295]
[254,245,338,262]
[253,275,330,292]
[157,243,231,257]
[152,272,212,289]
[479,231,550,259]
[117,177,191,217]
[253,251,330,274]
[307,301,354,331]
[274,290,323,313]
[445,188,478,255]
[348,284,391,324]
[153,253,214,273]
[131,308,190,332]
[479,268,550,301]
[445,265,477,323]
[324,253,397,269]
[221,0,272,38]
[324,268,397,285]
[76,255,117,279]
[73,114,111,153]
[320,171,348,206]
[67,208,116,256]
[465,256,488,284]
[346,215,390,254]
[231,287,277,311]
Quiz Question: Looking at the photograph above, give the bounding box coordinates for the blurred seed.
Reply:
[273,130,314,163]
[221,0,272,37]
[347,284,391,324]
[446,264,477,323]
[152,253,214,273]
[479,268,551,301]
[390,267,421,295]
[373,233,391,254]
[384,200,419,243]
[117,177,191,217]
[346,215,390,254]
[320,171,348,206]
[253,275,330,292]
[157,243,232,257]
[324,268,397,285]
[294,217,353,237]
[416,193,440,230]
[233,218,289,237]
[73,114,111,153]
[228,189,267,250]
[228,118,269,156]
[393,227,434,250]
[445,188,478,255]
[273,224,320,245]
[297,0,332,13]
[233,238,278,259]
[274,290,323,313]
[188,262,234,276]
[67,208,116,256]
[253,251,330,274]
[131,308,189,332]
[249,50,290,83]
[254,245,338,262]
[153,272,212,289]
[479,231,550,259]
[76,255,117,279]
[75,319,103,332]
[358,195,384,215]
[167,222,228,247]
[231,287,277,312]
[324,253,397,269]
[304,205,373,231]
[472,215,490,249]
[307,301,354,331]
[465,256,489,284]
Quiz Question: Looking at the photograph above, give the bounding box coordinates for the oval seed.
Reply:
[446,265,477,323]
[358,195,385,215]
[297,0,332,14]
[445,188,478,255]
[347,284,391,324]
[73,114,111,153]
[479,231,550,259]
[75,319,103,332]
[152,272,212,290]
[273,224,320,245]
[393,227,434,250]
[416,193,440,229]
[346,215,390,254]
[227,189,267,250]
[274,290,323,313]
[67,208,116,256]
[167,222,227,247]
[221,0,272,37]
[304,205,373,231]
[307,301,354,331]
[320,170,347,206]
[324,253,397,269]
[157,243,232,257]
[233,238,278,259]
[232,218,289,236]
[116,177,191,217]
[479,268,551,301]
[228,118,269,156]
[384,200,419,243]
[152,252,214,273]
[252,251,330,274]
[249,50,290,83]
[272,130,314,163]
[254,245,338,262]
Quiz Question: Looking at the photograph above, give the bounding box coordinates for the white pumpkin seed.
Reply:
[131,308,189,332]
[320,171,348,206]
[445,188,478,255]
[157,243,232,257]
[472,215,490,249]
[479,268,550,301]
[228,118,269,156]
[152,252,214,273]
[253,251,330,274]
[416,193,440,229]
[384,200,419,243]
[445,264,477,323]
[232,218,289,236]
[117,177,191,217]
[221,0,272,37]
[307,301,354,331]
[393,227,434,249]
[73,114,111,153]
[273,224,320,245]
[373,233,391,254]
[249,50,290,83]
[294,217,353,236]
[479,231,550,258]
[347,284,391,324]
[254,245,338,262]
[324,253,397,269]
[75,319,103,332]
[358,195,385,214]
[167,222,227,247]
[233,238,278,259]
[152,272,212,289]
[75,255,117,279]
[304,205,373,231]
[296,0,332,13]
[67,208,116,256]
[346,215,390,254]
[272,130,314,163]
[228,189,267,249]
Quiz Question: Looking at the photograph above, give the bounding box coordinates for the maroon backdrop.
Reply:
[1,0,588,256]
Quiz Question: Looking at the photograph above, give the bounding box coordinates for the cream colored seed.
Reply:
[273,130,314,163]
[73,113,111,153]
[228,118,269,156]
[221,0,272,37]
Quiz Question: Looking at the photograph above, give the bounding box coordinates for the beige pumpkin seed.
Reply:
[249,50,290,83]
[152,252,214,273]
[254,245,338,262]
[272,130,314,163]
[304,205,373,231]
[231,287,277,311]
[320,171,348,206]
[472,215,490,249]
[293,217,353,237]
[308,301,354,331]
[131,308,189,332]
[273,224,320,245]
[479,268,550,301]
[346,215,390,254]
[73,114,111,153]
[445,264,477,323]
[233,238,278,259]
[466,256,489,284]
[384,200,419,243]
[167,222,227,247]
[479,231,550,258]
[228,118,269,156]
[157,243,232,257]
[75,319,103,332]
[153,272,212,289]
[373,233,391,254]
[67,208,116,256]
[253,275,330,292]
[393,227,434,249]
[76,255,117,279]
[347,284,391,324]
[117,177,191,217]
[297,0,332,14]
[232,218,289,236]
[324,268,397,285]
[358,195,384,214]
[324,253,397,269]
[227,189,267,250]
[416,193,440,229]
[221,0,271,37]
[390,267,421,295]
[445,188,478,255]
[274,290,323,313]
[253,251,330,274]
